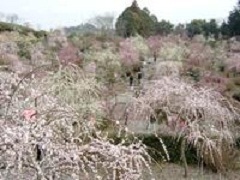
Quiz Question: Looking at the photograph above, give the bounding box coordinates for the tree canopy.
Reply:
[155,20,174,35]
[186,19,219,38]
[115,0,155,37]
[220,0,240,37]
[228,7,240,36]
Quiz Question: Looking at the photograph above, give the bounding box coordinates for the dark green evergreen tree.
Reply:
[222,0,240,37]
[155,20,174,35]
[228,7,240,36]
[220,21,230,37]
[203,19,219,38]
[115,0,155,37]
[186,19,206,38]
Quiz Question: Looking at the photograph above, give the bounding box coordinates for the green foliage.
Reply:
[115,0,155,37]
[222,1,240,37]
[17,41,31,60]
[18,49,31,60]
[155,20,174,36]
[203,19,219,38]
[228,8,240,36]
[0,21,47,38]
[220,21,230,37]
[187,68,201,82]
[186,19,206,38]
[0,22,14,31]
[106,132,198,164]
[186,19,220,38]
[33,30,47,38]
[142,135,198,164]
[174,23,186,35]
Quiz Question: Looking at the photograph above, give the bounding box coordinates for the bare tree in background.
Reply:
[88,13,115,35]
[6,14,19,24]
[23,22,32,28]
[0,12,5,22]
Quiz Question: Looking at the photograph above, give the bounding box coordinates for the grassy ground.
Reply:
[147,163,240,180]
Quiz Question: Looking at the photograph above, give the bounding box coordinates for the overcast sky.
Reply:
[0,0,238,30]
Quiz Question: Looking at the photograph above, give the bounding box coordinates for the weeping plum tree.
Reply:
[127,77,237,176]
[0,66,153,180]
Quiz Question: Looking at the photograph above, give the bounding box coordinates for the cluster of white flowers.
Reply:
[0,66,152,179]
[128,76,236,170]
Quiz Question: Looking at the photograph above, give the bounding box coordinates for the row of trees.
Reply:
[115,0,240,38]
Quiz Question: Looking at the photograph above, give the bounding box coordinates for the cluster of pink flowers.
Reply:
[167,114,187,131]
[21,109,37,122]
[147,36,161,56]
[119,39,140,67]
[58,43,82,66]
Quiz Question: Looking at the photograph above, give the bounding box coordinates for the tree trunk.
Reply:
[154,52,157,62]
[181,138,188,178]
